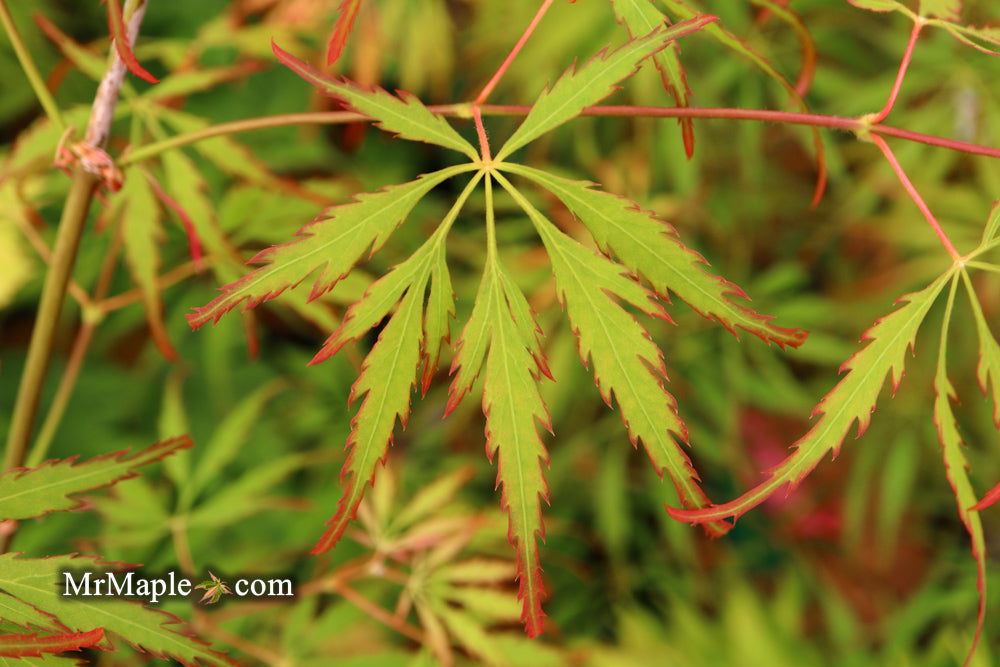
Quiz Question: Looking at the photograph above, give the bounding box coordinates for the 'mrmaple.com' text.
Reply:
[61,570,293,604]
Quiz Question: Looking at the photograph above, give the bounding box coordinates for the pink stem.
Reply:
[467,104,1000,160]
[872,20,923,124]
[122,106,1000,165]
[474,0,554,104]
[473,106,491,160]
[870,133,961,260]
[868,125,1000,159]
[572,105,860,130]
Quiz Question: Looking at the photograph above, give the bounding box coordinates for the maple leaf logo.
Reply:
[194,572,232,605]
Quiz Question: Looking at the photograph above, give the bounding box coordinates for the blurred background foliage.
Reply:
[1,0,999,664]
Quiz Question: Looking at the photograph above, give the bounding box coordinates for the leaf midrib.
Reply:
[491,281,541,621]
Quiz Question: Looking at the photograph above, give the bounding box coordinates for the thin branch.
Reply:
[474,0,554,104]
[331,582,425,643]
[870,133,961,261]
[170,516,197,576]
[118,105,1000,167]
[194,615,282,665]
[0,0,65,130]
[871,20,923,124]
[27,221,124,467]
[96,259,201,313]
[871,124,1000,159]
[4,0,150,512]
[120,110,363,165]
[26,322,96,467]
[3,172,97,477]
[85,0,150,147]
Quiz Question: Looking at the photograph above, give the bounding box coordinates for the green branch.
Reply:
[0,0,65,131]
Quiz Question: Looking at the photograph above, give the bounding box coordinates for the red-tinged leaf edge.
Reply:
[421,319,453,397]
[481,322,553,636]
[670,0,826,204]
[486,422,549,637]
[613,7,697,157]
[307,262,421,366]
[0,628,104,657]
[496,15,718,164]
[310,304,423,554]
[1,553,233,665]
[973,481,1000,511]
[145,170,204,270]
[514,168,808,349]
[1,436,191,521]
[308,435,390,556]
[628,220,809,349]
[186,172,444,331]
[934,366,987,667]
[272,41,479,159]
[104,0,159,83]
[667,283,938,526]
[327,0,364,66]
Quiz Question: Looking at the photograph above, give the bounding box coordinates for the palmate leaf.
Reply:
[0,437,190,521]
[187,163,474,328]
[495,15,717,161]
[670,269,954,524]
[0,555,229,665]
[502,164,807,348]
[0,628,103,658]
[611,0,697,157]
[496,173,729,537]
[272,43,479,160]
[187,10,783,638]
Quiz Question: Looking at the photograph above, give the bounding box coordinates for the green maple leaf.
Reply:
[188,15,819,633]
[0,437,190,522]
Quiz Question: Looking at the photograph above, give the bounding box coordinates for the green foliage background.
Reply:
[1,0,999,664]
